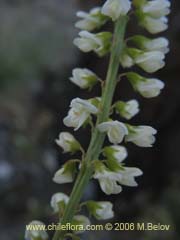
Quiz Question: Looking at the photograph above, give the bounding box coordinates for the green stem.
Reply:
[53,15,128,240]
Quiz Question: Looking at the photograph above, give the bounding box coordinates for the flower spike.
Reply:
[25,1,171,239]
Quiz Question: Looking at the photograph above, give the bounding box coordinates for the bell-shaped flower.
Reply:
[118,167,143,187]
[56,132,81,153]
[53,161,77,184]
[86,200,114,220]
[141,0,171,18]
[93,161,123,195]
[130,35,169,54]
[141,16,168,34]
[115,100,140,120]
[70,68,98,89]
[50,193,69,213]
[25,221,48,240]
[63,98,98,130]
[127,72,165,98]
[101,0,131,21]
[73,31,112,57]
[103,145,128,163]
[125,124,157,147]
[75,7,108,31]
[128,48,166,73]
[97,120,128,144]
[72,215,91,233]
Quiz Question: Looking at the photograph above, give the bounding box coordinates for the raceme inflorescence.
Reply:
[25,0,171,240]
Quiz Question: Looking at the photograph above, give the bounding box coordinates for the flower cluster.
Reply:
[25,0,170,239]
[134,0,170,34]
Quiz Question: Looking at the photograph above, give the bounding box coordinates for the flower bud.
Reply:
[103,145,127,172]
[141,16,168,34]
[70,68,98,89]
[101,0,131,21]
[130,35,169,54]
[125,124,157,147]
[63,98,98,130]
[75,7,107,31]
[103,145,128,163]
[97,120,128,144]
[86,200,114,220]
[50,193,69,213]
[56,132,81,153]
[53,161,77,184]
[128,48,165,73]
[73,31,112,57]
[115,100,139,120]
[141,0,171,18]
[25,221,48,240]
[127,72,165,98]
[120,50,134,68]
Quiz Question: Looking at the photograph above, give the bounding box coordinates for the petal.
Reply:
[97,122,112,132]
[99,178,122,195]
[74,111,89,130]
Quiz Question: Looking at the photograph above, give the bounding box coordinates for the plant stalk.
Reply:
[53,15,128,240]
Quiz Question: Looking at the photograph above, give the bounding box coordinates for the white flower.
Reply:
[125,125,157,147]
[53,161,76,184]
[127,72,165,98]
[131,35,169,54]
[141,16,168,34]
[98,175,123,195]
[101,0,131,21]
[93,161,142,194]
[86,201,114,220]
[118,167,143,186]
[73,215,91,233]
[103,145,128,163]
[63,98,98,130]
[75,7,107,31]
[136,78,164,98]
[25,221,48,240]
[134,51,165,73]
[95,202,114,220]
[142,0,171,18]
[50,193,69,213]
[115,100,140,120]
[73,31,112,56]
[70,68,98,89]
[55,132,80,153]
[93,161,123,194]
[93,162,123,195]
[53,167,73,184]
[142,37,169,54]
[97,121,128,144]
[120,51,134,68]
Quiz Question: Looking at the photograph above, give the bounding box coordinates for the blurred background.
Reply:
[0,0,179,240]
